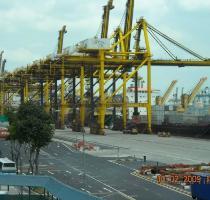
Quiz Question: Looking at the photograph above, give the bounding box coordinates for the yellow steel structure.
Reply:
[24,79,29,103]
[2,0,210,135]
[98,50,106,134]
[60,58,66,128]
[142,19,152,133]
[44,77,50,113]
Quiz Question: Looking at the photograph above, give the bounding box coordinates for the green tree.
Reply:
[8,102,54,174]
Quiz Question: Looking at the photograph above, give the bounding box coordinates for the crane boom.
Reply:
[178,77,207,112]
[101,0,114,38]
[123,0,134,52]
[161,80,177,105]
[188,77,207,104]
[57,25,67,54]
[155,80,177,106]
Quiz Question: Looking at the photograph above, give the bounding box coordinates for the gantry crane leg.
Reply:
[24,80,29,103]
[40,80,44,106]
[54,77,58,128]
[123,73,127,130]
[72,75,76,120]
[134,70,139,115]
[98,50,105,135]
[44,77,50,113]
[142,19,152,133]
[147,60,152,133]
[60,58,66,129]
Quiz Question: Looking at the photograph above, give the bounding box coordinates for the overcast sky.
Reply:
[0,0,210,95]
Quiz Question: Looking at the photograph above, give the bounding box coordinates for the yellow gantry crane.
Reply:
[156,80,177,106]
[2,0,210,135]
[177,77,207,112]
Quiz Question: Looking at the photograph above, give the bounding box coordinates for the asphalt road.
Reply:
[0,139,192,200]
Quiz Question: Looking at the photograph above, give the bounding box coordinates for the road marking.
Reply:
[85,174,136,200]
[108,160,135,170]
[52,139,76,152]
[66,170,71,174]
[103,187,112,193]
[47,171,54,175]
[62,143,76,152]
[41,145,134,200]
[131,171,191,198]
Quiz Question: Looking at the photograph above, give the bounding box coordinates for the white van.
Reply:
[0,158,16,174]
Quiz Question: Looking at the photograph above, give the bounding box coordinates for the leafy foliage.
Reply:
[8,101,54,174]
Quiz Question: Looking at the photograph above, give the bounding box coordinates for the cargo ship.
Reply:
[124,78,210,138]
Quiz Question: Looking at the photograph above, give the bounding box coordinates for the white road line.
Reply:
[108,160,135,170]
[62,143,75,152]
[103,187,112,193]
[47,171,54,175]
[66,170,71,174]
[52,139,75,152]
[85,174,136,200]
[67,165,135,200]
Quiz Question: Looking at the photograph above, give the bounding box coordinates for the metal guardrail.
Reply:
[0,174,99,200]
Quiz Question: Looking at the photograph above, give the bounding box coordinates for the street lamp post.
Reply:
[81,127,86,184]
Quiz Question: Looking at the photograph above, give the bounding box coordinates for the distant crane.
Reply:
[155,80,177,106]
[177,77,207,112]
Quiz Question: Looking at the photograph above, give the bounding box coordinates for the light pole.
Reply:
[81,127,86,184]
